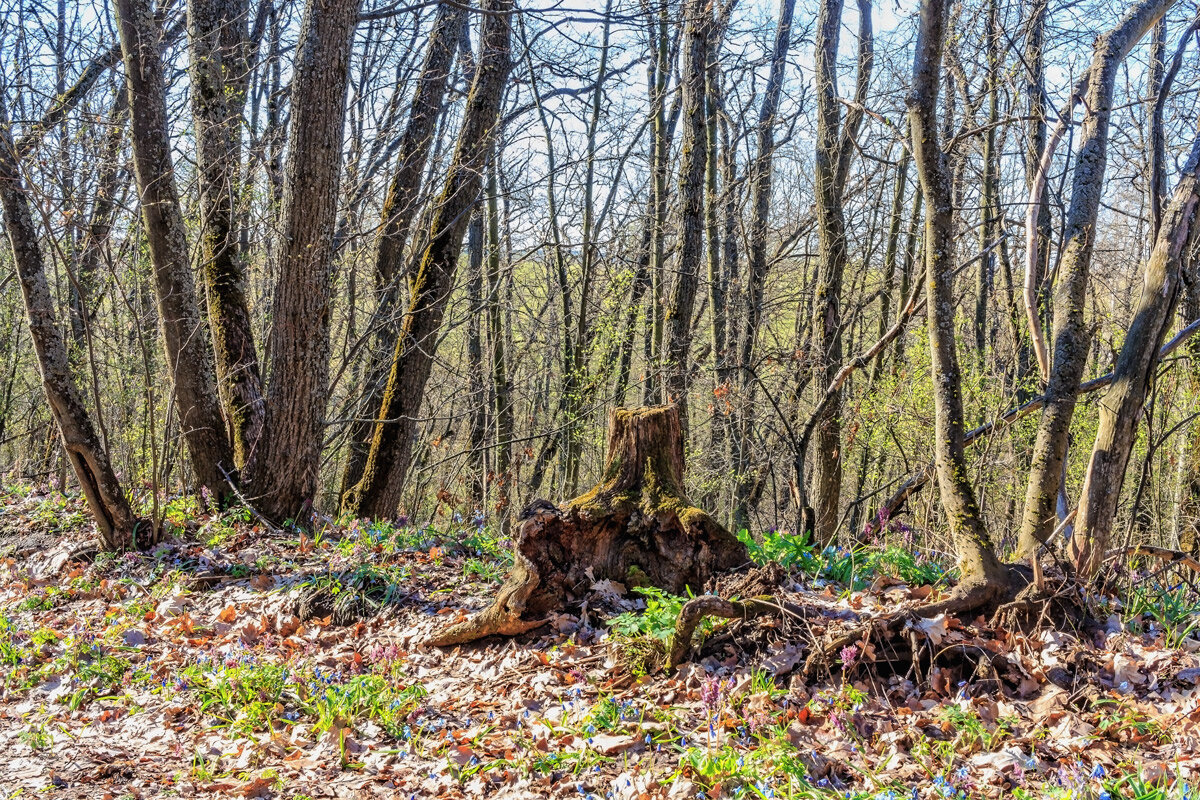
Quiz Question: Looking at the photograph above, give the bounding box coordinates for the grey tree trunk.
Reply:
[247,0,363,522]
[189,0,265,469]
[908,0,1008,591]
[1017,0,1175,558]
[486,157,514,535]
[662,0,710,437]
[115,0,235,498]
[808,0,848,544]
[341,0,513,520]
[339,1,465,498]
[1073,133,1200,575]
[0,94,139,550]
[732,0,797,529]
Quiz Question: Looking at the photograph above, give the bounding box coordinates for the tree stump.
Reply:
[430,405,748,646]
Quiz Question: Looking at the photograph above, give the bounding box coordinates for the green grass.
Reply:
[176,658,428,739]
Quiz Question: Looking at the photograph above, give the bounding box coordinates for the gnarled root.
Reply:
[800,576,1012,680]
[667,596,779,670]
[666,594,833,670]
[427,544,543,647]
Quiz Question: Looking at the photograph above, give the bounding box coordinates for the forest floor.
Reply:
[2,488,1200,799]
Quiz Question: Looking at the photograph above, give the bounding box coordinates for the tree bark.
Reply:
[1073,134,1200,576]
[341,0,513,520]
[808,0,849,544]
[189,0,264,469]
[0,94,139,550]
[247,0,362,522]
[733,0,796,528]
[486,156,514,535]
[1018,0,1175,558]
[115,0,235,498]
[908,0,1008,591]
[466,209,487,505]
[339,1,465,498]
[662,0,710,436]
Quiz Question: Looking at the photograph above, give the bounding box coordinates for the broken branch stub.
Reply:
[430,405,748,646]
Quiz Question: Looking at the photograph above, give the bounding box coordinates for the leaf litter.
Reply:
[2,490,1200,798]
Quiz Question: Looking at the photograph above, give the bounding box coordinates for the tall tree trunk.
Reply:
[341,0,513,520]
[115,0,235,498]
[808,0,848,544]
[733,0,797,529]
[69,88,126,361]
[189,0,265,469]
[644,0,673,407]
[466,209,487,506]
[1179,232,1200,554]
[661,0,710,438]
[908,0,1007,591]
[705,47,728,470]
[0,94,139,550]
[1073,133,1200,576]
[340,1,465,498]
[1017,0,1175,558]
[486,156,514,535]
[248,0,362,522]
[565,0,615,494]
[973,0,1000,364]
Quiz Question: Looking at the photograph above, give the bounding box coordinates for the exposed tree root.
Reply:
[427,546,544,646]
[667,595,802,670]
[799,575,1020,679]
[663,569,1038,680]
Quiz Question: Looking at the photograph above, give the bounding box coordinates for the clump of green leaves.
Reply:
[1123,579,1200,648]
[936,702,1017,754]
[177,658,427,740]
[737,529,950,590]
[607,586,687,642]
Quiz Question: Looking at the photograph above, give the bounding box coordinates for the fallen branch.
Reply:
[1115,544,1200,574]
[666,595,818,670]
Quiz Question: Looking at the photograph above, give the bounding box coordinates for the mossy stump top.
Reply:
[566,405,692,521]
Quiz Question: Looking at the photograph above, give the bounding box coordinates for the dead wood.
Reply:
[430,405,748,647]
[1118,544,1200,574]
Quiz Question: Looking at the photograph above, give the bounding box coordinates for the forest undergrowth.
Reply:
[3,486,1200,799]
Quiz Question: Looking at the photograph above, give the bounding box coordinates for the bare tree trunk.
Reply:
[908,0,1007,592]
[341,0,513,520]
[808,0,847,543]
[1179,232,1200,554]
[189,0,265,469]
[466,209,487,506]
[247,0,362,522]
[115,0,235,498]
[0,94,139,550]
[566,0,615,493]
[486,156,514,535]
[340,1,465,498]
[662,0,710,438]
[705,48,728,470]
[1018,0,1175,558]
[733,0,797,529]
[643,2,676,407]
[1073,135,1200,574]
[973,0,1000,364]
[69,88,126,361]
